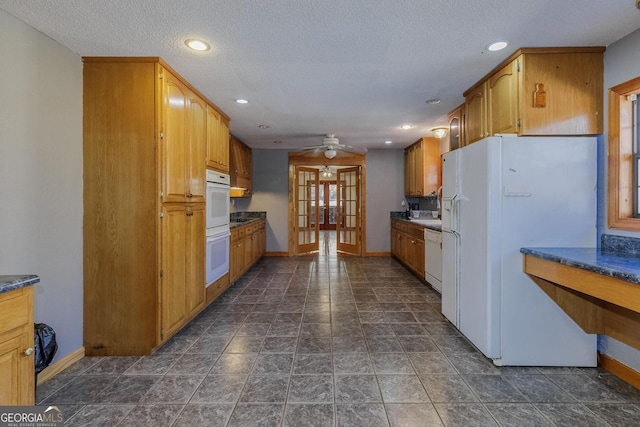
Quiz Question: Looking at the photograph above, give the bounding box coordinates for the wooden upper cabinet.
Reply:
[206,106,230,174]
[518,50,603,135]
[162,71,189,203]
[230,135,252,197]
[445,104,465,154]
[462,47,604,142]
[162,75,207,204]
[187,90,207,203]
[464,82,487,145]
[488,59,519,135]
[404,137,441,197]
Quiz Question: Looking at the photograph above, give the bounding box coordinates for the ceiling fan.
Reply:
[297,134,368,159]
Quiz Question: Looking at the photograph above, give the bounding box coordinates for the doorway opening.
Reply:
[288,151,366,257]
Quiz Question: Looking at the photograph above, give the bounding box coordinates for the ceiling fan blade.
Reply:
[335,144,368,154]
[294,145,326,152]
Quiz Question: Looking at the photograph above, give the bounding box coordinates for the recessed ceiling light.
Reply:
[384,140,392,144]
[258,124,270,129]
[401,124,412,130]
[487,41,508,52]
[235,99,249,104]
[425,99,441,105]
[185,38,210,51]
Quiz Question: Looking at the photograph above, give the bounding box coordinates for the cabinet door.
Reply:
[207,107,230,173]
[465,83,487,144]
[186,205,205,318]
[489,59,519,135]
[0,332,33,405]
[220,119,230,173]
[161,205,188,340]
[229,230,244,283]
[422,138,441,195]
[162,72,189,203]
[447,104,464,152]
[391,226,399,257]
[411,238,425,277]
[187,92,207,203]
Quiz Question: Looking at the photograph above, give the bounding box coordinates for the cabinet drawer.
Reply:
[0,289,31,334]
[406,224,424,240]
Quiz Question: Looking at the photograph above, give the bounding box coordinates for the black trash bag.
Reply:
[34,323,58,374]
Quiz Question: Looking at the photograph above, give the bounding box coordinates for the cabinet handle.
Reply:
[186,193,193,198]
[24,348,34,356]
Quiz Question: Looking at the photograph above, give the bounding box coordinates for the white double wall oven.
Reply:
[205,170,230,286]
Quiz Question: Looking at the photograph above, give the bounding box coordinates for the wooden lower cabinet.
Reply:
[230,220,266,283]
[391,219,425,278]
[161,204,205,340]
[0,286,34,405]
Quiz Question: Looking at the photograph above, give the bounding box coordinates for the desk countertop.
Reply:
[520,247,640,285]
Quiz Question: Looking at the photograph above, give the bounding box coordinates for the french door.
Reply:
[336,167,361,255]
[319,181,337,230]
[295,167,319,254]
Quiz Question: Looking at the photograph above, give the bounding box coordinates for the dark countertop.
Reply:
[230,217,264,229]
[520,247,640,285]
[0,275,40,294]
[392,217,442,232]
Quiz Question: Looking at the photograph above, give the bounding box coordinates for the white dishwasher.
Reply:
[424,228,442,293]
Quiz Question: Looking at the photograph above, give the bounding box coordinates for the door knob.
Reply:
[24,348,34,356]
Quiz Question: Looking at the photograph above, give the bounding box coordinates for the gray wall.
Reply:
[0,10,84,363]
[233,149,405,253]
[598,27,640,372]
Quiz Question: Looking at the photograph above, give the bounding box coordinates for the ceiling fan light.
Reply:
[324,148,337,159]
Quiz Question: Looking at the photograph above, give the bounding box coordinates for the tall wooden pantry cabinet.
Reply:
[83,57,230,356]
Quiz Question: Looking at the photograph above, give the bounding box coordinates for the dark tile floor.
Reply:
[39,242,640,426]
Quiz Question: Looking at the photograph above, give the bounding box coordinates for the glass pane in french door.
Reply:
[318,183,325,225]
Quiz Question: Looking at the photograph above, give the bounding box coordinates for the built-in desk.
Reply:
[521,245,640,387]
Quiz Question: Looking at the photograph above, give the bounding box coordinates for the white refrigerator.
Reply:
[441,135,597,366]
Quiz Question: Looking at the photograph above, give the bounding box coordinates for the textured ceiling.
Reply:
[1,0,639,150]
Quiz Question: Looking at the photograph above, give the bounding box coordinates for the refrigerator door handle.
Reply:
[450,194,459,234]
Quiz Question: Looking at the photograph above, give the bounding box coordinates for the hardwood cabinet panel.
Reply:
[489,59,519,135]
[161,205,188,339]
[0,287,34,406]
[445,104,464,154]
[186,205,206,318]
[230,135,252,197]
[206,106,230,173]
[519,51,603,135]
[162,72,189,203]
[187,91,207,202]
[404,137,441,197]
[465,82,487,145]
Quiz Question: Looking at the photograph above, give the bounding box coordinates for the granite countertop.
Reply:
[230,217,264,229]
[392,217,442,232]
[520,247,640,285]
[0,275,40,295]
